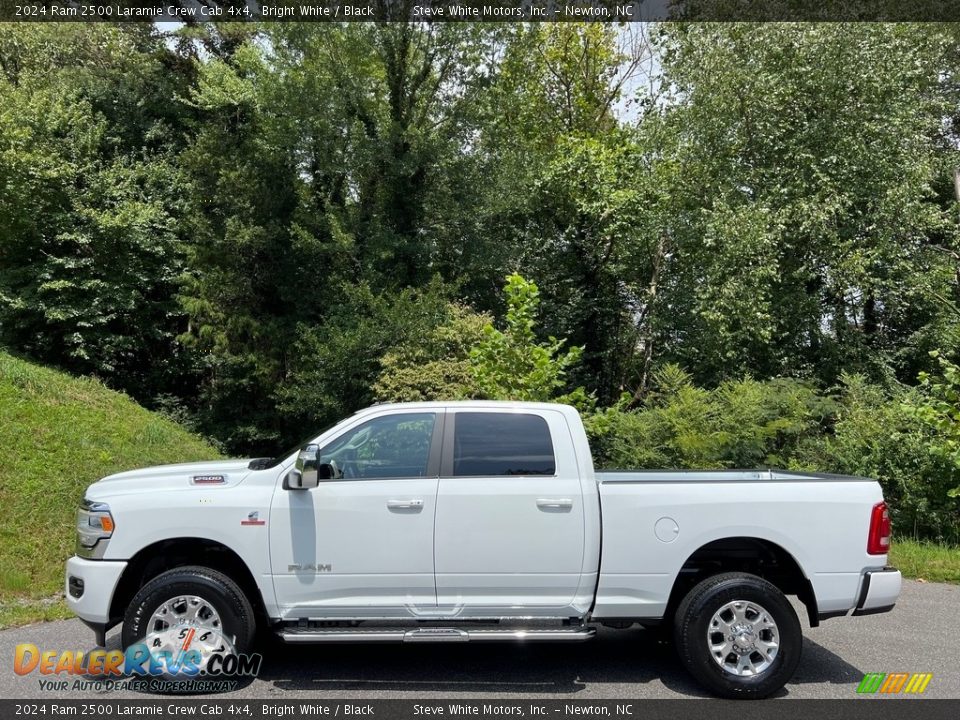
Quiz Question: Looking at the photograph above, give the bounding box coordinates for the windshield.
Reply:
[249,421,337,470]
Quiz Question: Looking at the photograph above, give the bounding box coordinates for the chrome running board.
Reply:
[279,626,596,644]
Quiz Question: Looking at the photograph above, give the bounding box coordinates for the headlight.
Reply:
[76,500,114,558]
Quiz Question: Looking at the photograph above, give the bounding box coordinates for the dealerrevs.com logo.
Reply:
[14,642,262,693]
[856,672,933,695]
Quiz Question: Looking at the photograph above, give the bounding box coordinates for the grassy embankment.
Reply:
[0,352,220,628]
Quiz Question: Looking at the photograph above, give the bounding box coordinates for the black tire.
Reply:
[673,572,802,699]
[122,566,256,689]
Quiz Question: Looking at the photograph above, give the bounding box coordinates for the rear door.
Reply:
[433,409,586,613]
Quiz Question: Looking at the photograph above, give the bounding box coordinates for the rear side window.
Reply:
[452,413,556,476]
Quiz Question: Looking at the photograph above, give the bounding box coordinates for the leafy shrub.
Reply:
[274,278,454,448]
[807,374,960,544]
[911,352,960,497]
[373,304,490,402]
[374,274,591,408]
[470,274,588,406]
[585,365,832,470]
[585,366,960,544]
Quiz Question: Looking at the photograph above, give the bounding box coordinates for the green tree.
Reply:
[470,274,588,406]
[808,374,960,542]
[373,304,490,402]
[176,23,507,452]
[647,24,959,386]
[0,25,196,402]
[373,275,589,408]
[469,25,658,402]
[274,278,456,444]
[262,21,506,291]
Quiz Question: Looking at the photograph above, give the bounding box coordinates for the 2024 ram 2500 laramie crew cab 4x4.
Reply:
[67,401,901,698]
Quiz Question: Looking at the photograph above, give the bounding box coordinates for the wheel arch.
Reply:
[665,536,819,628]
[109,537,268,627]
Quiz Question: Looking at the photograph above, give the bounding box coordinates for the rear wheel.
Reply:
[673,572,802,699]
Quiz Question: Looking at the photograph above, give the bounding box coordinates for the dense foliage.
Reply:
[2,22,959,541]
[586,369,960,543]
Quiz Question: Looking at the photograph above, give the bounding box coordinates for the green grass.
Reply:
[889,539,960,585]
[0,598,74,629]
[0,351,221,628]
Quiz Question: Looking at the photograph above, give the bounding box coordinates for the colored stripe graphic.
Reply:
[857,673,885,693]
[903,674,933,694]
[858,672,932,695]
[880,673,910,693]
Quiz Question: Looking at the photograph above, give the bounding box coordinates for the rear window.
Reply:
[452,413,556,476]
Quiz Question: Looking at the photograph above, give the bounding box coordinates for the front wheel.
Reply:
[122,566,256,684]
[673,572,802,699]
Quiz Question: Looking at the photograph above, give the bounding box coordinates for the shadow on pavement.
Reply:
[790,636,864,686]
[262,627,698,695]
[77,623,863,698]
[258,628,864,698]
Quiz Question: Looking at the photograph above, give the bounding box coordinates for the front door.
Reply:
[270,411,441,618]
[433,409,586,614]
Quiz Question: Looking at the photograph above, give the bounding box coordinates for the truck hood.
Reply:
[84,459,253,499]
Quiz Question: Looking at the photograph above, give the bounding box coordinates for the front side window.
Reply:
[319,413,436,479]
[452,412,556,476]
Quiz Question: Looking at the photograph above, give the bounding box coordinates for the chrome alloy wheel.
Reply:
[145,595,232,673]
[707,599,780,677]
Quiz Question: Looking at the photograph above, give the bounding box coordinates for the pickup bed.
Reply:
[67,401,901,698]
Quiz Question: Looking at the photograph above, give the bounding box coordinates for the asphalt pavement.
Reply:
[1,579,957,699]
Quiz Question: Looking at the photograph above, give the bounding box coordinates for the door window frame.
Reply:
[311,410,446,481]
[439,410,558,478]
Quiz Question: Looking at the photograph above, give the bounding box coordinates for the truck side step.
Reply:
[462,627,595,642]
[279,626,596,644]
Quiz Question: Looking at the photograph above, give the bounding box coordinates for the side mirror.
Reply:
[286,444,320,490]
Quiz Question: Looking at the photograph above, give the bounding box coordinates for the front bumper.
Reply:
[65,556,127,628]
[852,566,901,617]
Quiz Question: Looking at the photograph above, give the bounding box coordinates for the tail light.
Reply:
[867,501,891,555]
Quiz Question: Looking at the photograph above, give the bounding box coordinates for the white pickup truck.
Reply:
[67,401,901,698]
